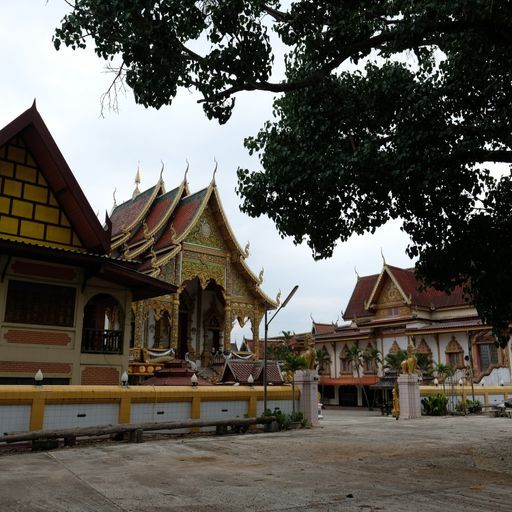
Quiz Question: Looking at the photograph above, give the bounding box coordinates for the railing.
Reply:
[81,329,123,354]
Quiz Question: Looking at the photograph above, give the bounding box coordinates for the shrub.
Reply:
[456,399,482,414]
[422,394,448,416]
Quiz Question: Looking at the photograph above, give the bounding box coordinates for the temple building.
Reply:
[0,104,175,384]
[314,263,512,406]
[109,170,277,379]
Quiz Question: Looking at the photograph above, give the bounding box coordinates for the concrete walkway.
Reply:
[0,408,511,511]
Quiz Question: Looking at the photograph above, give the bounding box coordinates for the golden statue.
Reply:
[392,382,400,419]
[400,339,418,375]
[301,334,317,370]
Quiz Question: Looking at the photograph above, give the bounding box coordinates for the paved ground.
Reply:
[0,408,511,511]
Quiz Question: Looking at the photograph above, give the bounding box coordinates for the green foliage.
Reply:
[416,353,433,376]
[384,350,407,373]
[55,2,512,345]
[422,394,449,416]
[264,408,306,430]
[268,342,292,361]
[456,399,482,414]
[315,347,331,375]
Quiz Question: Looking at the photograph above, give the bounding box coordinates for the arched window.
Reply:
[82,294,123,354]
[474,331,500,375]
[339,345,351,374]
[445,336,464,369]
[363,343,378,374]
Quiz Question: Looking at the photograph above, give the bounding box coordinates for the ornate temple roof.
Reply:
[109,174,277,307]
[343,264,467,320]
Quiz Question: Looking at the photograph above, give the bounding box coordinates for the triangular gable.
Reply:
[0,103,109,253]
[365,265,411,310]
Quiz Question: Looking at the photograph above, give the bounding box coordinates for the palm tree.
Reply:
[434,363,453,395]
[346,344,371,410]
[282,353,308,414]
[315,347,331,375]
[416,353,433,378]
[316,347,332,402]
[384,349,407,376]
[362,346,382,375]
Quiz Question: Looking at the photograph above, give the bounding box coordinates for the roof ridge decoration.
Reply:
[133,164,141,198]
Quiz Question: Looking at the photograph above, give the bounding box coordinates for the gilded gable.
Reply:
[376,277,404,306]
[186,207,225,250]
[0,137,83,250]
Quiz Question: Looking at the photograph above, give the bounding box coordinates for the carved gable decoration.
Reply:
[389,340,401,353]
[417,338,432,357]
[186,207,225,250]
[376,277,404,306]
[446,336,463,353]
[229,263,252,299]
[181,254,226,290]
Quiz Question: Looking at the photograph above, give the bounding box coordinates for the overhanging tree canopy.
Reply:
[54,1,512,345]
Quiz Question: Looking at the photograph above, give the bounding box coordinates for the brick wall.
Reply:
[81,366,119,385]
[4,330,71,346]
[0,361,71,374]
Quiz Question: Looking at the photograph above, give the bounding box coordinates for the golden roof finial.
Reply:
[159,161,164,182]
[243,241,250,258]
[112,188,117,208]
[133,163,141,198]
[275,289,281,307]
[354,266,360,280]
[258,267,264,285]
[381,247,386,265]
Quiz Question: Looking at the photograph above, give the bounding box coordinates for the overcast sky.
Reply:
[0,2,414,342]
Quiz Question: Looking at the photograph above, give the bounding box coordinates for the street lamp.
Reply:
[263,285,299,414]
[34,369,43,387]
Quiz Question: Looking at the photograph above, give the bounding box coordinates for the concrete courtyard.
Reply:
[0,408,511,511]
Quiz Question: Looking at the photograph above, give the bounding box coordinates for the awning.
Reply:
[319,376,380,386]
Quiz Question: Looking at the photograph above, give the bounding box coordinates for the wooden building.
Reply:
[0,104,175,384]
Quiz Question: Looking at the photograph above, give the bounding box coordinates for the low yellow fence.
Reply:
[0,385,296,433]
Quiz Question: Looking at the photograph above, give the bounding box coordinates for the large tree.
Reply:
[54,1,512,345]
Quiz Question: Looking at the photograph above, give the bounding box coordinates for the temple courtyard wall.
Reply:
[0,409,511,511]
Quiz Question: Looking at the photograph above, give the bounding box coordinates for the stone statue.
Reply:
[302,334,317,370]
[392,382,400,419]
[400,339,417,375]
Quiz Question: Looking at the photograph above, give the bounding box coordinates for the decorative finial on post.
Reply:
[133,163,141,198]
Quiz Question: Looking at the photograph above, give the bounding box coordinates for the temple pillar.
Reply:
[224,301,232,350]
[133,301,146,348]
[170,293,180,351]
[251,309,263,360]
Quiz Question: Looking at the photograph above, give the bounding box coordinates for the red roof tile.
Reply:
[343,266,468,321]
[154,188,208,251]
[313,322,336,335]
[110,185,159,237]
[128,186,181,245]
